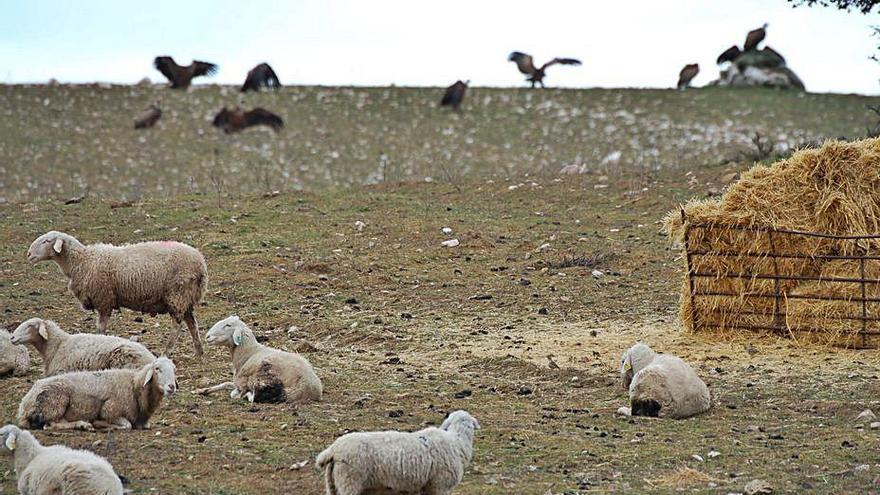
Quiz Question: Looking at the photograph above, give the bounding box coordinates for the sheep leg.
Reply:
[46,420,95,432]
[193,382,235,396]
[616,406,632,416]
[164,316,184,357]
[96,311,111,333]
[330,462,366,495]
[183,311,204,357]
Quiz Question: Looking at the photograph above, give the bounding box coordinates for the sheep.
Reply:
[316,410,480,495]
[193,315,322,404]
[0,329,29,377]
[11,317,156,376]
[17,357,177,431]
[617,342,711,419]
[0,424,124,495]
[26,230,208,356]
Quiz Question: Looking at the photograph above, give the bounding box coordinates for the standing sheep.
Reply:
[0,329,29,377]
[0,424,124,494]
[316,410,480,495]
[618,343,711,419]
[26,231,208,356]
[193,315,322,404]
[17,357,177,431]
[11,317,156,376]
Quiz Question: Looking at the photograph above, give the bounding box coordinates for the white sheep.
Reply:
[17,357,177,431]
[26,230,208,356]
[0,424,124,495]
[193,315,322,404]
[0,329,29,377]
[316,410,480,495]
[617,342,711,419]
[11,317,156,376]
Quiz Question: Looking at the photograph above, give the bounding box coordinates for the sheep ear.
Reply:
[623,358,632,372]
[233,328,243,346]
[52,238,64,254]
[38,322,48,340]
[143,367,154,388]
[4,432,16,451]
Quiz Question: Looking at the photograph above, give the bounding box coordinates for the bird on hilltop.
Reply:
[212,107,283,134]
[153,56,218,89]
[744,23,768,52]
[440,80,469,111]
[241,63,281,92]
[508,52,581,88]
[134,103,162,129]
[677,64,699,89]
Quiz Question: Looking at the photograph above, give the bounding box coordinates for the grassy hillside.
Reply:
[0,86,879,494]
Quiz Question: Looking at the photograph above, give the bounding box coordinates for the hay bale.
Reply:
[666,138,880,347]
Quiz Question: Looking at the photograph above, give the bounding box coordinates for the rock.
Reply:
[441,227,453,235]
[713,64,804,90]
[354,220,366,232]
[441,239,460,248]
[856,409,876,423]
[289,460,309,470]
[591,269,604,278]
[744,479,773,495]
[870,421,880,429]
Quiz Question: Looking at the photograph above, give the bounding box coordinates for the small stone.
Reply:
[441,227,453,235]
[354,220,366,232]
[691,454,704,462]
[591,269,604,278]
[441,239,460,247]
[856,409,876,423]
[388,409,404,418]
[289,460,309,470]
[516,386,533,396]
[870,422,880,429]
[537,307,549,315]
[453,389,472,399]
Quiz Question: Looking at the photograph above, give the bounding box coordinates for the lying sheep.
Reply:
[0,424,124,494]
[617,342,711,419]
[26,230,208,356]
[316,410,480,495]
[18,357,177,431]
[0,329,29,377]
[11,317,156,376]
[193,315,322,404]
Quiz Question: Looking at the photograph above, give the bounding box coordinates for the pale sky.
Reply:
[0,0,877,94]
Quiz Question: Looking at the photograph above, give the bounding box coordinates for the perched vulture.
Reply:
[677,64,699,90]
[241,63,281,92]
[212,107,283,134]
[744,23,768,52]
[508,52,581,88]
[153,56,218,89]
[716,45,742,65]
[440,80,469,111]
[134,104,162,129]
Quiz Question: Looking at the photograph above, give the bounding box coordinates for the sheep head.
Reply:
[143,357,177,396]
[26,231,77,264]
[0,425,21,453]
[441,410,480,439]
[620,343,657,390]
[10,317,51,346]
[206,315,254,348]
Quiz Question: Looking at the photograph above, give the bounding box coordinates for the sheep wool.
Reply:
[195,315,322,404]
[316,410,479,495]
[26,231,208,356]
[0,424,123,495]
[17,357,177,431]
[11,318,155,376]
[0,329,29,377]
[619,343,711,419]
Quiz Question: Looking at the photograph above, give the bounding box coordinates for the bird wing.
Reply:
[440,82,463,106]
[245,108,284,131]
[677,65,699,89]
[134,106,161,129]
[716,45,741,65]
[191,61,218,78]
[509,52,537,75]
[262,64,281,87]
[153,57,179,84]
[744,27,765,51]
[763,46,786,66]
[540,58,582,71]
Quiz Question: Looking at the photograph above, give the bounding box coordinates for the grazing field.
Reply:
[1,85,880,494]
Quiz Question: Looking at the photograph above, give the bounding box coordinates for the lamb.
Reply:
[11,317,156,376]
[316,410,480,495]
[0,424,124,495]
[617,342,711,419]
[193,315,322,404]
[17,357,177,431]
[0,329,29,377]
[26,230,208,356]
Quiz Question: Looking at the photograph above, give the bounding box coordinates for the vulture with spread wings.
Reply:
[716,45,742,65]
[677,64,699,90]
[744,23,768,52]
[153,56,218,89]
[134,104,162,129]
[212,107,283,134]
[440,80,469,111]
[241,63,281,92]
[508,52,581,88]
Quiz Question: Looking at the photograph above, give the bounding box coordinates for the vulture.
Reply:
[241,63,281,92]
[508,52,581,88]
[134,104,162,129]
[716,45,742,65]
[762,46,786,67]
[677,64,699,90]
[212,107,283,134]
[440,80,469,111]
[744,23,768,52]
[153,56,218,89]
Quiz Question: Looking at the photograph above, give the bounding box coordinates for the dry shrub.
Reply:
[665,138,880,348]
